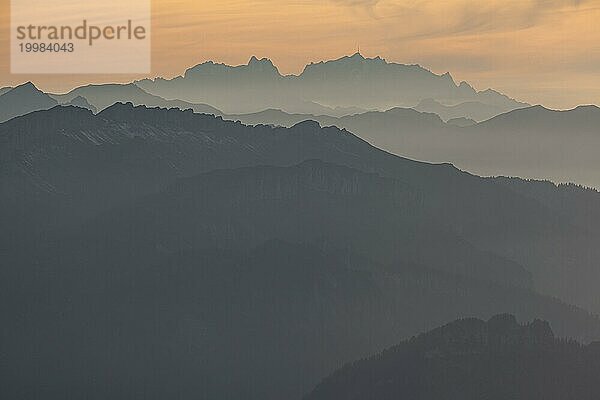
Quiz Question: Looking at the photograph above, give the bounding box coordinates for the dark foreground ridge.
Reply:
[2,103,600,400]
[307,314,600,400]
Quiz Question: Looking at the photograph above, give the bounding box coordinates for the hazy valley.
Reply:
[1,52,600,399]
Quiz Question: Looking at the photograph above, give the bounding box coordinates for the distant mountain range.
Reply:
[227,104,600,189]
[51,83,221,115]
[0,54,523,119]
[2,47,600,400]
[64,95,98,113]
[134,53,528,114]
[307,314,600,400]
[2,103,600,399]
[0,82,58,122]
[18,54,600,190]
[5,77,594,189]
[414,98,524,122]
[3,103,600,312]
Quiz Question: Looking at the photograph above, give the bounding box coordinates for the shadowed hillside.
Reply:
[307,314,600,400]
[2,104,600,400]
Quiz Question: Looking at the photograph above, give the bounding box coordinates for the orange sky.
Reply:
[1,0,599,108]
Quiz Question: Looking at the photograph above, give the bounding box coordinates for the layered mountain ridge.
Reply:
[0,82,58,122]
[2,103,600,400]
[135,53,527,114]
[228,103,600,189]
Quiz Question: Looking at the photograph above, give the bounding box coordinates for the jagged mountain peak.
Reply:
[441,71,455,82]
[97,101,193,122]
[8,81,43,95]
[247,55,279,73]
[349,51,365,60]
[300,52,422,75]
[184,55,281,77]
[16,81,36,88]
[0,81,58,122]
[248,55,274,66]
[126,54,531,114]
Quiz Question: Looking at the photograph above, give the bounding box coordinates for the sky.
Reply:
[1,0,599,108]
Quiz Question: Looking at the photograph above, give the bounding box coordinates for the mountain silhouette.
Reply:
[226,106,448,146]
[5,231,598,400]
[52,83,222,115]
[457,105,600,187]
[0,82,58,122]
[306,314,600,400]
[3,103,600,399]
[3,157,600,399]
[65,95,98,113]
[414,98,524,122]
[228,104,600,189]
[3,103,600,308]
[135,54,527,114]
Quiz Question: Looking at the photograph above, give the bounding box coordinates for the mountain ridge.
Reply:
[306,314,600,400]
[3,103,600,400]
[0,81,58,122]
[134,53,528,114]
[3,103,600,313]
[226,103,600,189]
[51,83,221,115]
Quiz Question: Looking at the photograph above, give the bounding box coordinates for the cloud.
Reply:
[376,0,596,42]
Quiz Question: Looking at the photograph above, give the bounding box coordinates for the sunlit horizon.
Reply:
[1,0,599,109]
